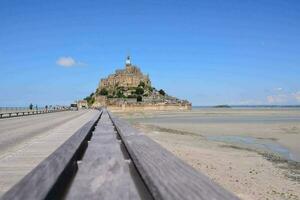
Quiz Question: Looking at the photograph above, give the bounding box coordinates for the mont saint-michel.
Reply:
[87,56,191,111]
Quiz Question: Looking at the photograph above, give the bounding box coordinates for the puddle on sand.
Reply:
[206,135,296,162]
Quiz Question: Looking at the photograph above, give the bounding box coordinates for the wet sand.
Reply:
[114,108,300,200]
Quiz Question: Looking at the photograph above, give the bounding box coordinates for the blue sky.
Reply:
[0,0,300,106]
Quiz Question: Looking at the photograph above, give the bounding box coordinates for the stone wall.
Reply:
[99,64,151,90]
[107,103,192,112]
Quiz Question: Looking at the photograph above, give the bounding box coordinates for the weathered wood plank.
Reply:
[93,131,118,138]
[94,125,115,133]
[109,116,139,137]
[95,124,115,130]
[66,156,142,200]
[109,112,240,200]
[93,127,117,133]
[81,143,124,161]
[0,110,102,200]
[91,134,118,143]
[66,124,144,200]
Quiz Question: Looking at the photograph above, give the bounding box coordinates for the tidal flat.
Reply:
[114,108,300,200]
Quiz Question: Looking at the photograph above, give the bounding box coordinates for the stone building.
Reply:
[92,56,192,110]
[77,100,88,109]
[99,56,151,90]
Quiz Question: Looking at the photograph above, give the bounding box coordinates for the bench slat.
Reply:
[66,122,143,200]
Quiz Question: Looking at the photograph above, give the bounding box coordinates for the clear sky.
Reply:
[1,0,300,106]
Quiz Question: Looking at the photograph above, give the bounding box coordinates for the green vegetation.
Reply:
[148,86,154,92]
[117,86,125,91]
[137,95,143,102]
[116,90,125,98]
[138,81,145,88]
[159,89,165,96]
[94,82,170,104]
[84,93,95,106]
[214,105,231,108]
[135,87,144,95]
[99,88,108,96]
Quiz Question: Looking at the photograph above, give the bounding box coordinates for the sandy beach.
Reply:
[114,108,300,200]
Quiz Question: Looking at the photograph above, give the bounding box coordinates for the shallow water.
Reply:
[206,135,294,161]
[123,108,300,162]
[134,115,300,124]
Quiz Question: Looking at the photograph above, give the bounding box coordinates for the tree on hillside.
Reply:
[116,90,125,98]
[159,89,165,96]
[99,88,108,96]
[117,86,125,91]
[84,93,95,106]
[138,81,145,88]
[148,86,153,92]
[137,95,142,102]
[135,87,144,95]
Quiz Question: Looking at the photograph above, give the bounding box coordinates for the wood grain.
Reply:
[66,112,146,200]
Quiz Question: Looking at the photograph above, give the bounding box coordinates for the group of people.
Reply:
[28,104,48,111]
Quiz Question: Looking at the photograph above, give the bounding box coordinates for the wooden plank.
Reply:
[91,134,118,143]
[109,114,240,200]
[99,116,111,121]
[81,143,124,161]
[95,124,115,129]
[94,125,115,133]
[95,115,114,127]
[93,126,116,132]
[66,156,142,200]
[93,129,118,136]
[66,128,145,199]
[0,110,102,200]
[97,121,114,126]
[109,115,139,137]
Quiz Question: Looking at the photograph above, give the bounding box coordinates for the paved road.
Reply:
[0,109,99,196]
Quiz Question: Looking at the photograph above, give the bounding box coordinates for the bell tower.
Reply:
[125,56,131,66]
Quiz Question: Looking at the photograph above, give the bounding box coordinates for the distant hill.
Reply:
[213,105,231,108]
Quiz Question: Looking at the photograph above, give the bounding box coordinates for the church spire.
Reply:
[125,55,131,66]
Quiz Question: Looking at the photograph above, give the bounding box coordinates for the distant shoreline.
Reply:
[193,105,300,109]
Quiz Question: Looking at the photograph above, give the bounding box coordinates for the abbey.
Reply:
[90,56,191,111]
[99,56,151,90]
